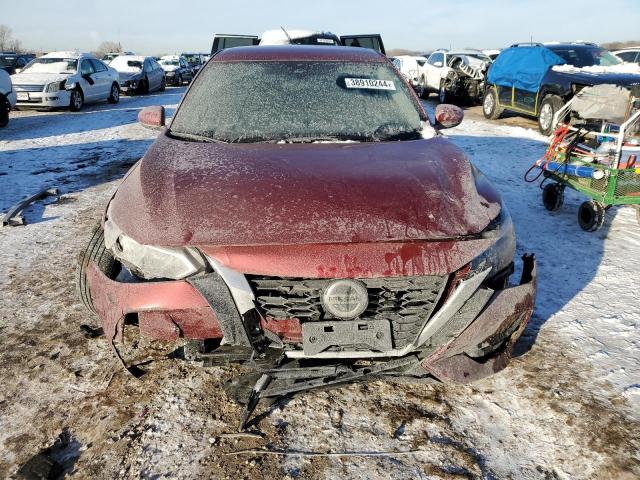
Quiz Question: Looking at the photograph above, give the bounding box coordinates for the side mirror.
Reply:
[434,104,464,130]
[138,106,166,129]
[14,68,22,74]
[433,61,443,68]
[82,74,94,85]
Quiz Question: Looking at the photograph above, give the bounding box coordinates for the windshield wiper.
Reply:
[168,131,227,144]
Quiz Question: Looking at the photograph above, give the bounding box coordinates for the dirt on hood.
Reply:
[108,134,501,247]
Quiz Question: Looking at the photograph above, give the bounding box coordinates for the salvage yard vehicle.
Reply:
[77,45,536,422]
[110,55,165,95]
[614,47,640,64]
[180,53,206,74]
[483,42,640,134]
[11,51,120,111]
[423,49,492,104]
[158,55,194,86]
[101,51,135,64]
[0,52,35,75]
[0,68,17,127]
[391,55,428,97]
[211,30,386,55]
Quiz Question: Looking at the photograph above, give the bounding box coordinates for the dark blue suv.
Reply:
[483,42,640,134]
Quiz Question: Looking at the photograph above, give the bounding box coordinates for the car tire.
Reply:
[538,95,564,135]
[177,74,183,86]
[420,77,430,99]
[76,223,121,313]
[0,94,9,128]
[542,183,564,212]
[107,82,120,104]
[69,88,84,112]
[159,77,166,92]
[577,201,605,232]
[482,87,503,120]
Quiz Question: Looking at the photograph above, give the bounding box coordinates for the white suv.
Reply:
[1,69,17,127]
[614,48,640,64]
[11,51,120,111]
[423,50,491,102]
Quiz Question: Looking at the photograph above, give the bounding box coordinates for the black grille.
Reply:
[250,275,448,348]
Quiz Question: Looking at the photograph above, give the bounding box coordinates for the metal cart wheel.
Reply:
[542,183,564,212]
[578,201,606,232]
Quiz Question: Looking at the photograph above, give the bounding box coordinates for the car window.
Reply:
[172,60,423,144]
[547,46,621,67]
[428,53,444,66]
[90,59,107,72]
[617,51,638,62]
[81,59,95,76]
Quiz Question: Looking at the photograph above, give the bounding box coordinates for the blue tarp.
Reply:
[487,46,565,93]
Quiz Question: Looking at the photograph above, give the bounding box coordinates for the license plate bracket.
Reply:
[17,92,29,101]
[302,319,392,355]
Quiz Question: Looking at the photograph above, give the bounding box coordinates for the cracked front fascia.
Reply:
[421,258,537,383]
[86,262,209,345]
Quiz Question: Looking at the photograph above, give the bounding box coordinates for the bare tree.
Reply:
[0,25,13,52]
[94,41,122,58]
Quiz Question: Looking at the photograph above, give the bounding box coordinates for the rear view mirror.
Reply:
[434,104,464,129]
[138,106,166,129]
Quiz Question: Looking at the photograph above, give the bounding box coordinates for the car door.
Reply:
[340,35,386,55]
[211,34,259,55]
[180,58,193,81]
[143,59,157,91]
[79,59,99,101]
[152,60,164,89]
[424,52,445,91]
[89,59,111,98]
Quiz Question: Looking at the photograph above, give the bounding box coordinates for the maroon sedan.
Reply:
[78,45,535,396]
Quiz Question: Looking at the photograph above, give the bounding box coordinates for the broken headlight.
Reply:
[103,210,207,280]
[471,203,516,279]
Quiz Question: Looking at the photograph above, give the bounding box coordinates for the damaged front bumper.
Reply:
[85,252,536,384]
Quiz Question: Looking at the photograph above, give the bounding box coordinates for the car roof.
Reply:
[112,55,148,61]
[41,51,94,59]
[212,45,387,63]
[614,48,640,52]
[160,55,181,60]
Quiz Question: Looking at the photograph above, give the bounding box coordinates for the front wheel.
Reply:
[177,74,183,86]
[538,95,564,135]
[0,94,9,128]
[76,224,121,313]
[107,83,120,104]
[159,77,166,92]
[69,88,84,111]
[482,87,503,120]
[578,201,606,232]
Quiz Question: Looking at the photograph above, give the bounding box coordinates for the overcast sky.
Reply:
[5,0,640,54]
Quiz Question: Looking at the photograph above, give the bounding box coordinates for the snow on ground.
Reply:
[0,92,638,479]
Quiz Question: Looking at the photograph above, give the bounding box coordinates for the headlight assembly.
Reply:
[46,80,66,92]
[103,211,207,280]
[471,203,516,278]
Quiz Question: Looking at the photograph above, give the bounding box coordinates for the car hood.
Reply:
[118,71,142,82]
[161,65,179,72]
[10,72,71,84]
[550,65,640,86]
[109,134,502,247]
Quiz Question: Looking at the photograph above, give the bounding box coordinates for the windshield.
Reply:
[547,46,621,68]
[0,56,17,67]
[171,61,423,144]
[160,59,180,66]
[110,57,143,71]
[22,58,78,74]
[183,55,200,65]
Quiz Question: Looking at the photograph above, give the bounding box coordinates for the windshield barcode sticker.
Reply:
[344,78,396,91]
